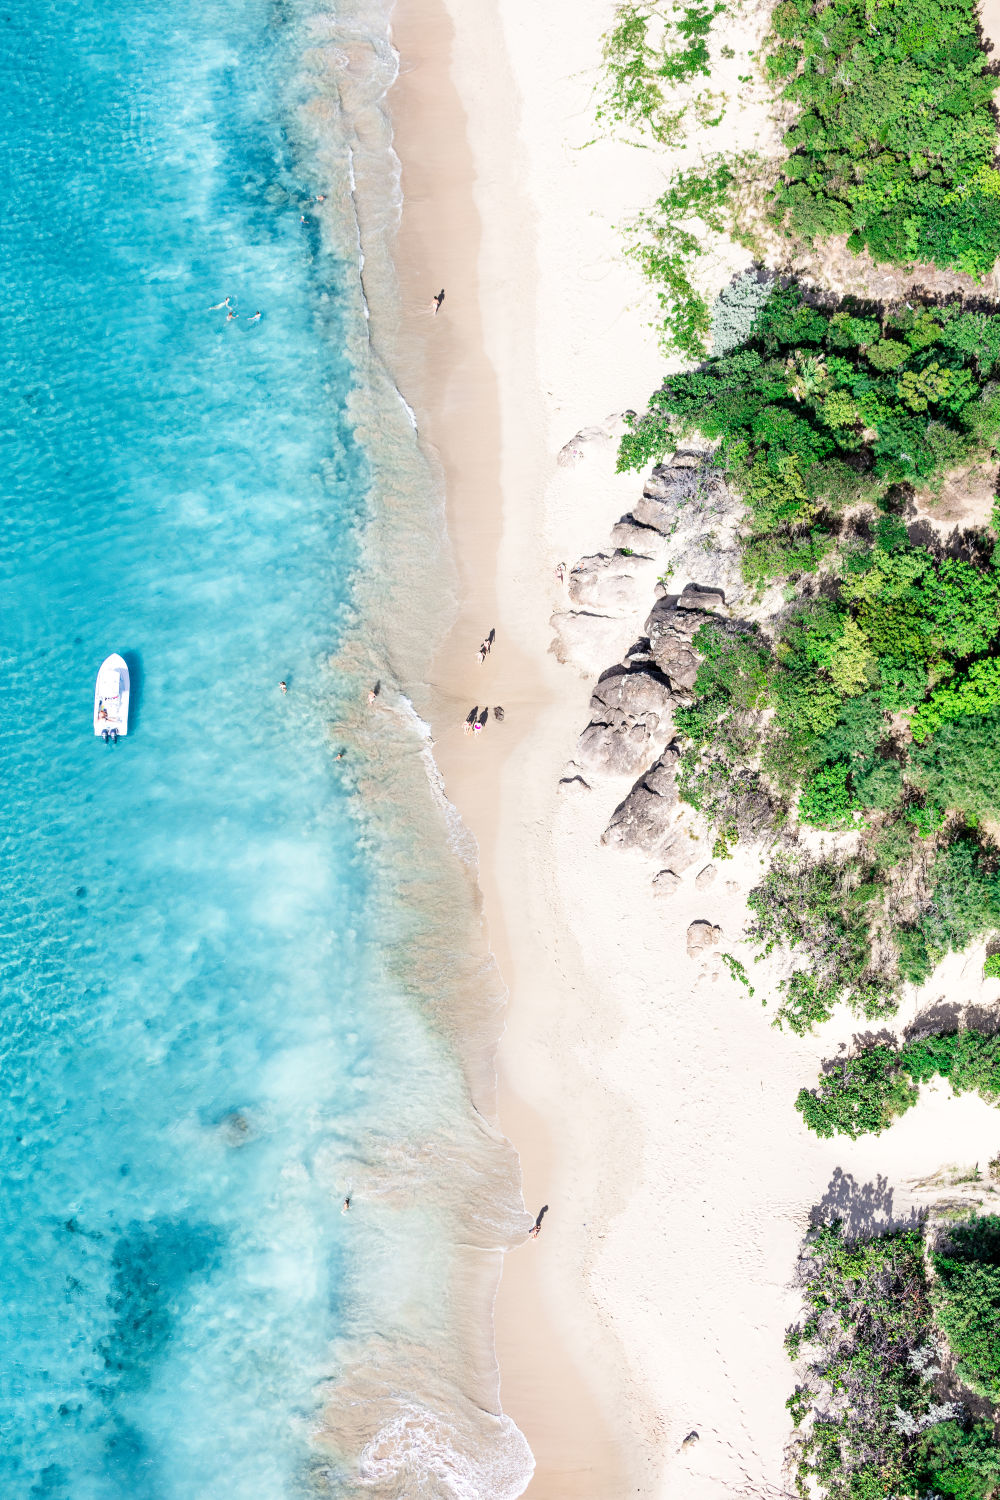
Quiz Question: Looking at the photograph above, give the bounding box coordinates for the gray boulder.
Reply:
[686,921,721,957]
[644,598,716,691]
[652,869,682,896]
[577,667,675,777]
[549,610,641,678]
[569,552,651,613]
[602,745,681,852]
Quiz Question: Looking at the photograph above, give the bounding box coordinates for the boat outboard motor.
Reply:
[110,729,118,744]
[102,730,110,744]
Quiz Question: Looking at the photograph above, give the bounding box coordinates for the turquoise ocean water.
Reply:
[0,1,530,1495]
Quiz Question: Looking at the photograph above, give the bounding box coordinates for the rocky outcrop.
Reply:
[644,590,724,691]
[549,449,744,679]
[557,414,627,468]
[602,744,681,851]
[576,667,676,778]
[610,452,745,606]
[686,921,721,957]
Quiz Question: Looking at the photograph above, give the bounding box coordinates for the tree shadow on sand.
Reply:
[809,1168,926,1242]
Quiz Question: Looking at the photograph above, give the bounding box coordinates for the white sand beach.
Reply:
[383,0,1000,1494]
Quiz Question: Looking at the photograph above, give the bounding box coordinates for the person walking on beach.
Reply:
[528,1205,548,1239]
[477,642,487,664]
[433,288,445,314]
[464,708,478,735]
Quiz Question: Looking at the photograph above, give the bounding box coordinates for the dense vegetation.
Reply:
[934,1218,1000,1402]
[787,1217,1000,1500]
[673,586,1000,1029]
[619,284,1000,1027]
[765,0,1000,277]
[796,1029,1000,1137]
[619,284,1000,556]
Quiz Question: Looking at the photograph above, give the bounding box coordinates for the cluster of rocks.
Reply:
[550,451,744,680]
[553,448,752,944]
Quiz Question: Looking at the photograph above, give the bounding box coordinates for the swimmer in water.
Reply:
[342,1195,351,1213]
[226,308,238,321]
[209,297,231,311]
[279,681,287,694]
[247,311,262,324]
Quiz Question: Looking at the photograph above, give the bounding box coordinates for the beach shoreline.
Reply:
[376,1,1000,1496]
[379,0,671,1488]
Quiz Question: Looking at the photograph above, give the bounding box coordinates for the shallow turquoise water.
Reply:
[0,1,464,1494]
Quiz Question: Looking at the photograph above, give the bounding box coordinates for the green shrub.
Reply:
[933,1218,1000,1401]
[919,837,1000,964]
[785,1221,940,1499]
[985,954,1000,980]
[794,1045,918,1139]
[764,0,1000,276]
[597,1,727,145]
[798,1030,1000,1139]
[798,762,857,829]
[746,853,882,1028]
[916,1419,1000,1500]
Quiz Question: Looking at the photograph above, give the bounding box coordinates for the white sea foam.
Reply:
[395,693,479,870]
[358,1404,535,1499]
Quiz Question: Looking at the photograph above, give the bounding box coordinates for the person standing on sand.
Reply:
[528,1205,548,1239]
[433,289,445,313]
[476,643,487,664]
[367,681,380,706]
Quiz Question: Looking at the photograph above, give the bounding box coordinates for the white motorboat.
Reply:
[94,654,130,741]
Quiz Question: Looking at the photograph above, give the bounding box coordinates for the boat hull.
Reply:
[94,654,130,737]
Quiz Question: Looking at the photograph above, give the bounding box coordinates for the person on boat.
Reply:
[98,705,108,721]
